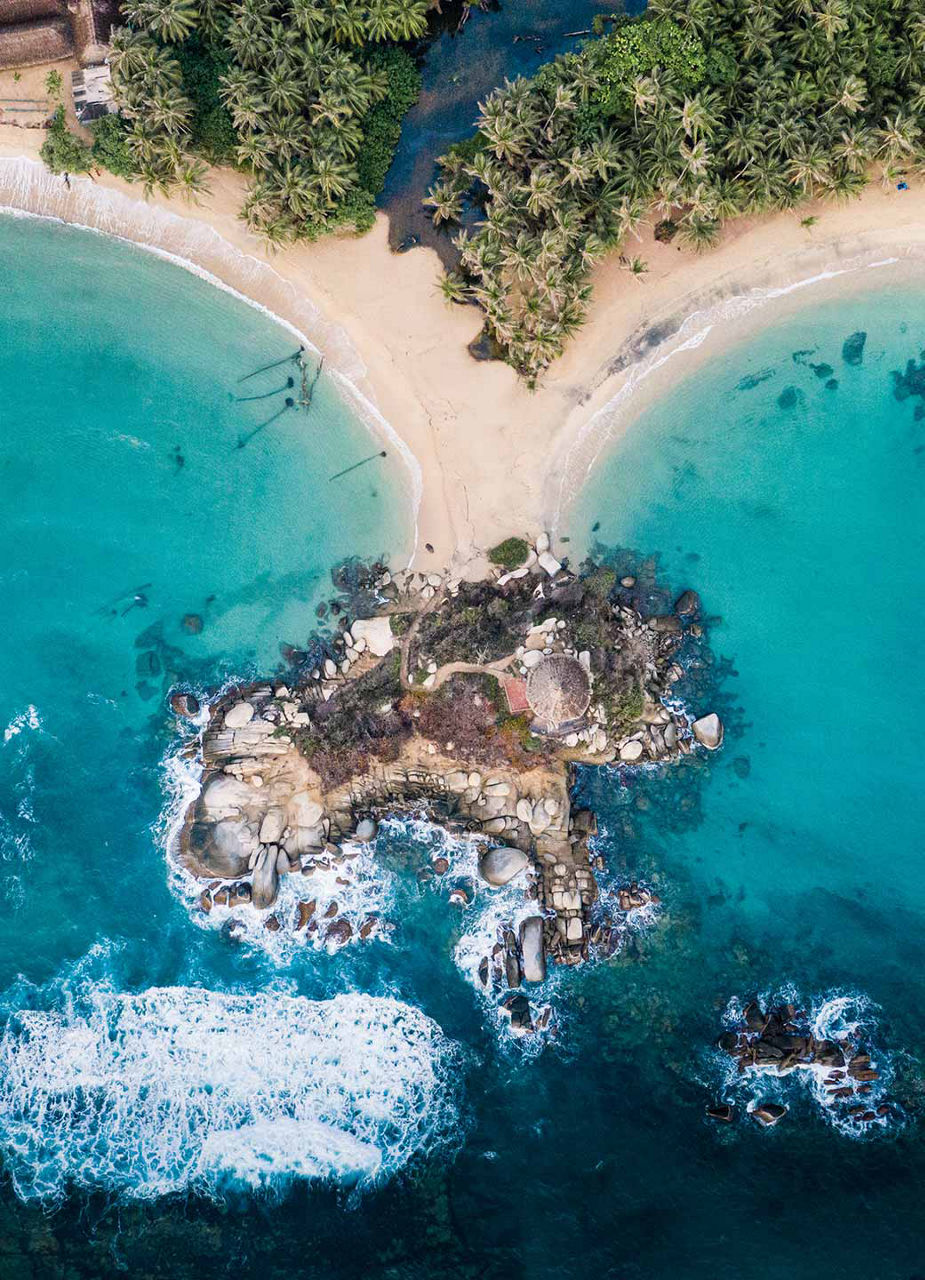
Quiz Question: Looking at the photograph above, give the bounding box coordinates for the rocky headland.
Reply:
[171,537,724,1032]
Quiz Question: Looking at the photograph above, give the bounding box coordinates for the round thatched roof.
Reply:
[526,653,591,732]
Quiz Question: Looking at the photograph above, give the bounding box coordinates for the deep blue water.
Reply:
[0,222,923,1278]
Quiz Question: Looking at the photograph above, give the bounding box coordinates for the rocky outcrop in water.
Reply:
[717,999,898,1130]
[172,538,723,1026]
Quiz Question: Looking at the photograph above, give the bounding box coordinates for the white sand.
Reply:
[3,123,925,573]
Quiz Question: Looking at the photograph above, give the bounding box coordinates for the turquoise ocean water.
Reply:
[0,217,923,1277]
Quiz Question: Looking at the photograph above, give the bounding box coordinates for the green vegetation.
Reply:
[89,115,139,179]
[602,681,645,733]
[428,0,925,380]
[103,0,426,240]
[488,537,529,570]
[44,69,64,99]
[39,108,92,176]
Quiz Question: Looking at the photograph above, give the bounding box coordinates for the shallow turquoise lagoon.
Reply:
[568,277,924,927]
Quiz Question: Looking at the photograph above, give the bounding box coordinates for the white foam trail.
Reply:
[379,817,558,1051]
[0,986,460,1202]
[0,158,421,564]
[551,251,903,531]
[3,705,41,744]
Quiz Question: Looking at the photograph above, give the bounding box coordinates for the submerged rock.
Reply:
[752,1102,788,1128]
[842,331,866,366]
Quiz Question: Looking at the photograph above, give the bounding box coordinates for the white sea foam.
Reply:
[380,817,559,1050]
[0,986,460,1202]
[3,705,41,744]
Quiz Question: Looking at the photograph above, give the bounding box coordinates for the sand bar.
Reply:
[3,124,925,573]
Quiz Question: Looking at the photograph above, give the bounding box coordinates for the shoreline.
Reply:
[3,129,925,573]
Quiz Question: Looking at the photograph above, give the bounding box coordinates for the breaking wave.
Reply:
[0,986,461,1202]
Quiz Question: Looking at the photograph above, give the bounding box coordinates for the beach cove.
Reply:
[4,128,925,573]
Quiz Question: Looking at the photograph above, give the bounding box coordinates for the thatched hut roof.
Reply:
[0,17,72,69]
[526,654,591,733]
[0,0,64,25]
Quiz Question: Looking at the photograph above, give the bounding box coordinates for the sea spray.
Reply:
[0,986,461,1202]
[713,988,902,1137]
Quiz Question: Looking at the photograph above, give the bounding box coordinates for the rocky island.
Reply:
[172,537,723,1031]
[713,999,898,1131]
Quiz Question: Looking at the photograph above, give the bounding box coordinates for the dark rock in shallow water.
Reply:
[777,386,804,411]
[842,331,867,365]
[733,755,750,779]
[706,1103,734,1123]
[136,650,161,677]
[170,690,199,718]
[825,378,839,391]
[810,362,834,380]
[743,1001,767,1033]
[674,589,701,616]
[504,993,533,1032]
[326,918,353,946]
[752,1102,788,1127]
[182,613,204,634]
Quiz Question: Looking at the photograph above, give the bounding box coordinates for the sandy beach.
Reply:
[3,122,925,574]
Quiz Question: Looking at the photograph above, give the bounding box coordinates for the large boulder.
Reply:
[692,713,724,750]
[224,701,255,729]
[520,916,546,983]
[251,846,280,910]
[186,816,257,879]
[201,775,255,818]
[288,792,324,829]
[258,807,286,844]
[350,617,394,658]
[674,590,701,616]
[478,846,528,886]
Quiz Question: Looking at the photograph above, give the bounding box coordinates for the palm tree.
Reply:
[136,0,200,44]
[438,271,469,305]
[621,255,649,280]
[177,158,212,203]
[424,181,464,226]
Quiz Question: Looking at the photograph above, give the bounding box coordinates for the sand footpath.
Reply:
[3,124,925,574]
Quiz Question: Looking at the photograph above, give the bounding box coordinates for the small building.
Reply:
[71,59,112,121]
[0,0,117,71]
[525,653,592,736]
